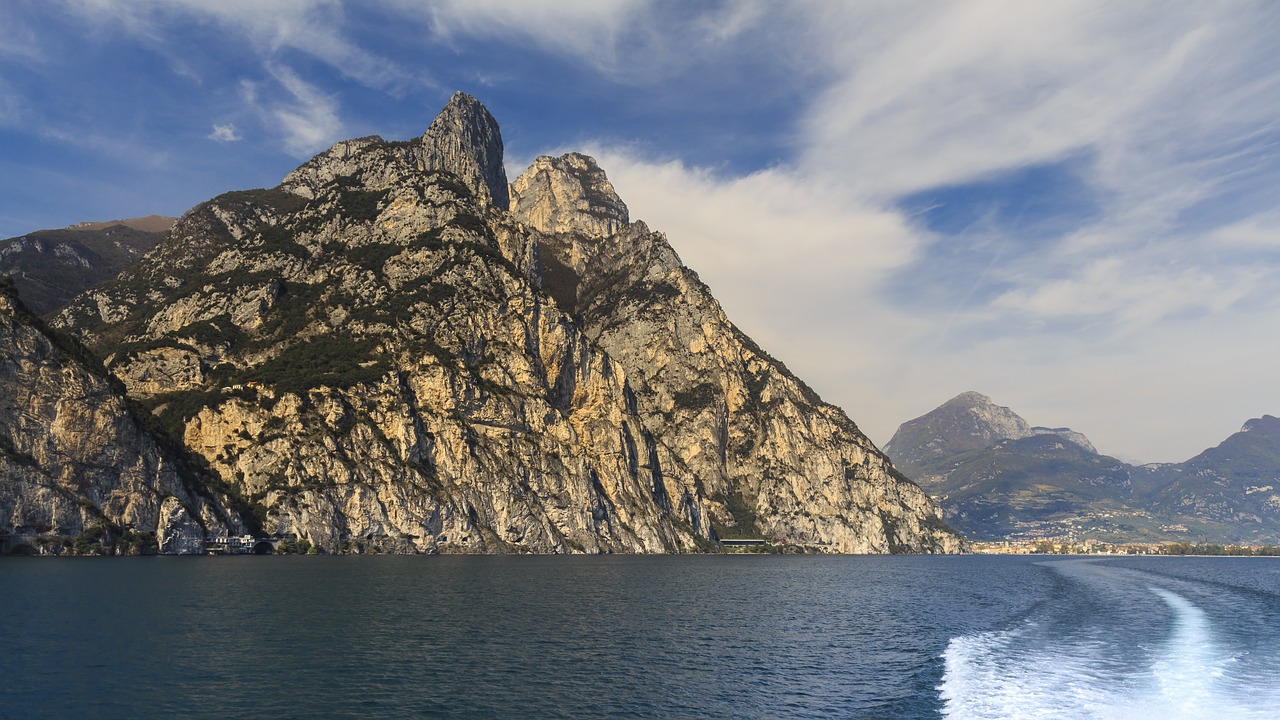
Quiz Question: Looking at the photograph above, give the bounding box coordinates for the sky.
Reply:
[2,1,1279,464]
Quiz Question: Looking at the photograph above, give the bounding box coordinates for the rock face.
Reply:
[47,93,962,554]
[510,153,629,238]
[1029,426,1097,454]
[418,92,510,211]
[884,391,1100,478]
[0,281,241,555]
[884,392,1034,473]
[512,153,961,553]
[887,393,1280,543]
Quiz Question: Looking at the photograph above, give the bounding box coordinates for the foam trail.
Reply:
[939,585,1278,720]
[1147,587,1218,716]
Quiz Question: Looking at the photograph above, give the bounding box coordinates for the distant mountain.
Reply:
[886,393,1280,543]
[68,215,176,233]
[0,217,171,315]
[885,391,1096,479]
[1144,415,1280,542]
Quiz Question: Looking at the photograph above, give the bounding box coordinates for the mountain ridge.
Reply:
[886,392,1280,543]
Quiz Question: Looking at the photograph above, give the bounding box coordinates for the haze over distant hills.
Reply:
[886,392,1280,543]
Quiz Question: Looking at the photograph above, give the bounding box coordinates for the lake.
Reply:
[3,555,1278,719]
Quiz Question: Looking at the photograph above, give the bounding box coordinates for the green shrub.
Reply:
[242,334,387,395]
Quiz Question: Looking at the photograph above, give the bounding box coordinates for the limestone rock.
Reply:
[1029,426,1097,453]
[157,495,206,554]
[417,92,509,211]
[0,282,240,555]
[510,153,629,238]
[512,153,962,553]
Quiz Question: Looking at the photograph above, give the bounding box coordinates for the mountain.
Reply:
[885,391,1096,479]
[0,279,245,555]
[0,217,171,316]
[1144,415,1280,542]
[884,392,1033,474]
[37,93,961,554]
[886,392,1280,543]
[910,433,1140,540]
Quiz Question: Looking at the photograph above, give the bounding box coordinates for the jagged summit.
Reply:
[1029,426,1096,453]
[280,91,508,211]
[510,153,629,238]
[419,91,509,210]
[885,391,1100,474]
[885,391,1032,470]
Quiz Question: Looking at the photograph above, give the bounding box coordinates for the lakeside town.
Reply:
[971,539,1280,556]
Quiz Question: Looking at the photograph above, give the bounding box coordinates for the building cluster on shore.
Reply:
[971,539,1280,555]
[204,535,267,555]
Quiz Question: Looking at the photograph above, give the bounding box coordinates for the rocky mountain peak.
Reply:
[885,391,1032,471]
[418,91,509,210]
[1242,415,1280,434]
[1029,426,1097,453]
[510,152,629,238]
[25,91,961,555]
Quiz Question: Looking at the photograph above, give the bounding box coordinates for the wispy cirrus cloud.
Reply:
[45,0,418,155]
[62,0,417,91]
[244,66,343,157]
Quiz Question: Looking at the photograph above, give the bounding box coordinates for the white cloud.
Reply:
[1205,214,1280,249]
[208,123,242,143]
[554,3,1280,462]
[50,0,406,157]
[0,6,43,62]
[417,0,780,82]
[420,0,648,73]
[260,66,343,157]
[62,0,416,91]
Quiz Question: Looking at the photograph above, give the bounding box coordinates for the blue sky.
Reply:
[3,1,1279,463]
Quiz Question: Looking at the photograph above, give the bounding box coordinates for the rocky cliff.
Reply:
[511,152,959,552]
[45,92,961,554]
[0,280,242,555]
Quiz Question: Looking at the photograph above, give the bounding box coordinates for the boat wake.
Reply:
[939,566,1279,719]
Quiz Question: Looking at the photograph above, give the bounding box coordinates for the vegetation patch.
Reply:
[712,490,762,540]
[344,242,404,273]
[338,189,389,223]
[673,382,720,412]
[241,334,388,395]
[215,188,308,216]
[426,170,472,199]
[256,224,309,260]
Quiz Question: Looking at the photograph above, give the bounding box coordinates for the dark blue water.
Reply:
[2,555,1277,719]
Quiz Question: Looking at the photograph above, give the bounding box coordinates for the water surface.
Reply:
[3,555,1277,719]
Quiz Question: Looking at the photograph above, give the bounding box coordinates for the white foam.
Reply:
[939,587,1279,720]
